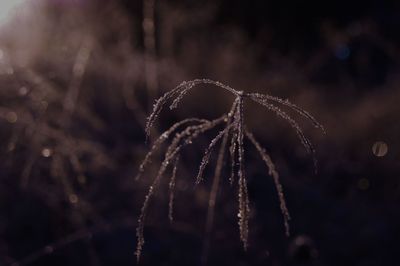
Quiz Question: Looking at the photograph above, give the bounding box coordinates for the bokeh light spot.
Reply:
[357,178,370,190]
[41,148,52,158]
[372,141,388,157]
[335,45,350,60]
[69,194,79,204]
[18,86,29,96]
[6,111,18,123]
[6,67,14,75]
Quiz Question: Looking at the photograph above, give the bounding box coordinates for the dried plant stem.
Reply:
[168,155,179,222]
[136,118,207,180]
[245,129,291,236]
[249,93,325,134]
[235,96,250,249]
[135,116,226,261]
[250,96,318,172]
[229,127,238,185]
[135,79,324,261]
[201,122,229,266]
[196,125,232,185]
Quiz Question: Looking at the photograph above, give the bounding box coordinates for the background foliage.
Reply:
[0,0,399,265]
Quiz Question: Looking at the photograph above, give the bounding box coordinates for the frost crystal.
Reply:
[135,79,324,261]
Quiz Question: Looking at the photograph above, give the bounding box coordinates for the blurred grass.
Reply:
[0,0,399,265]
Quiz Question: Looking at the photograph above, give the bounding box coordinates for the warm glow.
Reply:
[0,0,27,26]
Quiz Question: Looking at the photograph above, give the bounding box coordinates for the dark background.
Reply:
[0,0,399,265]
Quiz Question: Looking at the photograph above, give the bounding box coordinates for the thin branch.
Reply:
[245,129,291,236]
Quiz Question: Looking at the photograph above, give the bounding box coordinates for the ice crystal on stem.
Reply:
[135,79,324,261]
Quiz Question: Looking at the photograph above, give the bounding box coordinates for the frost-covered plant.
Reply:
[135,79,325,260]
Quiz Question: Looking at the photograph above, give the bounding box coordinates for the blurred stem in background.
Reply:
[143,0,158,105]
[63,34,94,126]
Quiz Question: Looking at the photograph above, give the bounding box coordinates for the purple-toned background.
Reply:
[0,0,399,265]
